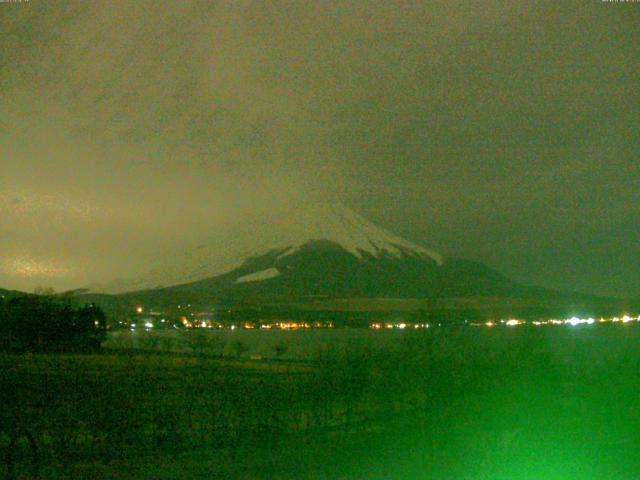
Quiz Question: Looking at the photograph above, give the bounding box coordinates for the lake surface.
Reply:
[104,322,640,362]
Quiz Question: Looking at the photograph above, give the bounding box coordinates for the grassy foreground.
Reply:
[3,324,640,479]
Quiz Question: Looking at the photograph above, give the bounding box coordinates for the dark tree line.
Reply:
[0,294,106,353]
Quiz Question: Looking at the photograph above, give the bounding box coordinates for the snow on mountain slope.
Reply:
[272,203,442,262]
[88,203,442,294]
[235,268,281,284]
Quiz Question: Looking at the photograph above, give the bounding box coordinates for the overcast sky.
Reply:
[1,0,638,298]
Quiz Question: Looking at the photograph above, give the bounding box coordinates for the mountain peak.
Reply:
[264,202,443,264]
[88,202,442,293]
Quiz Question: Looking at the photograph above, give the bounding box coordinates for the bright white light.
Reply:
[505,319,521,326]
[563,317,594,326]
[144,322,153,329]
[622,315,632,323]
[398,323,406,329]
[136,307,143,314]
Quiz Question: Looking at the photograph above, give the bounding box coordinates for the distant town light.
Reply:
[564,317,595,326]
[136,306,143,314]
[144,322,153,329]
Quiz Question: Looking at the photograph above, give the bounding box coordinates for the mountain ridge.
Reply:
[7,203,632,320]
[87,203,443,294]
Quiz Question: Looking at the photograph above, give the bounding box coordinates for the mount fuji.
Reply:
[86,203,522,304]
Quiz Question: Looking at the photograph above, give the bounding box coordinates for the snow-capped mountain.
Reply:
[89,203,444,294]
[74,202,635,316]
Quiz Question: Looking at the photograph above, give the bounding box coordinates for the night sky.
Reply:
[1,1,638,298]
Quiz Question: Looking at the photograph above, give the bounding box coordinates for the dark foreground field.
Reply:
[3,324,640,479]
